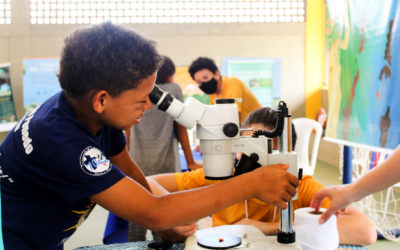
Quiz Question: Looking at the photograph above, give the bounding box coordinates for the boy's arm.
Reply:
[234,218,278,235]
[147,177,174,195]
[111,148,197,241]
[147,178,199,240]
[148,173,179,192]
[90,162,298,232]
[110,146,150,190]
[336,206,377,245]
[174,123,202,171]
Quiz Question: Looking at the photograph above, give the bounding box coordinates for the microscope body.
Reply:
[195,98,239,179]
[150,85,301,248]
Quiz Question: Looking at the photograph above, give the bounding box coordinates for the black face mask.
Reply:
[199,78,218,94]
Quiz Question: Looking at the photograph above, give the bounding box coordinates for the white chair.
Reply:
[293,118,323,176]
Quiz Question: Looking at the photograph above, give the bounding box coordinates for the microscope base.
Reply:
[184,225,302,250]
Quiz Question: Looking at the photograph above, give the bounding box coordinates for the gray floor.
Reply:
[64,160,400,249]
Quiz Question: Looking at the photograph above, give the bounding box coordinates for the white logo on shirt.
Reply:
[80,146,111,176]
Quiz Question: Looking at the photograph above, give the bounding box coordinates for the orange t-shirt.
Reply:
[209,76,262,124]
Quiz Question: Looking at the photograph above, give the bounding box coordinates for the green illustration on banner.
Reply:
[326,0,400,150]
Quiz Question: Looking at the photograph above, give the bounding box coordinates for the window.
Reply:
[0,0,11,24]
[30,0,305,24]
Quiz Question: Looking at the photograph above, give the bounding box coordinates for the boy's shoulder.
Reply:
[224,76,245,86]
[14,92,92,148]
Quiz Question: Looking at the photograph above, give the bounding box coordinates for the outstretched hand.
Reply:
[251,164,299,210]
[310,184,354,224]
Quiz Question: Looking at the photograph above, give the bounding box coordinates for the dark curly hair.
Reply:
[241,107,297,149]
[58,22,163,99]
[188,57,218,80]
[156,55,175,84]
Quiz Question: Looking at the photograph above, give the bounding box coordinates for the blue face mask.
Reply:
[199,78,218,94]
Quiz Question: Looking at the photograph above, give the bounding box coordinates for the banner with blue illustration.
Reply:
[221,57,281,108]
[325,0,400,151]
[23,58,61,114]
[0,63,17,124]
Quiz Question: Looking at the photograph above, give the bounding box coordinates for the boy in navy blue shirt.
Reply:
[0,22,298,249]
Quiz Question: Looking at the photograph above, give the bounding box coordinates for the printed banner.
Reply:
[326,0,400,150]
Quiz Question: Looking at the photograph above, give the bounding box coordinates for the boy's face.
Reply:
[193,69,220,85]
[101,72,156,130]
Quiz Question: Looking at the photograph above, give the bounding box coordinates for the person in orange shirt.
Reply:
[188,57,261,124]
[148,107,377,246]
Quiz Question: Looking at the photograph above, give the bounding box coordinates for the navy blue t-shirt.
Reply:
[0,92,126,249]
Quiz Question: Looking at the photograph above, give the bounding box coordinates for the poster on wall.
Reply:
[23,58,61,114]
[0,63,17,127]
[325,0,400,151]
[175,66,209,104]
[221,57,281,108]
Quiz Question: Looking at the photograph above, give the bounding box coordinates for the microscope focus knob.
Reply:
[250,153,259,162]
[223,123,239,137]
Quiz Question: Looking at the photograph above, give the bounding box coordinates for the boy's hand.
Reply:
[251,164,299,210]
[156,223,198,242]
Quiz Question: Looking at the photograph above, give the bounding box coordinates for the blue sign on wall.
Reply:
[23,58,61,114]
[0,63,17,124]
[221,57,281,108]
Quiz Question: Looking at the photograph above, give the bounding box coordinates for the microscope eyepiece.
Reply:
[158,93,174,112]
[216,98,235,104]
[150,84,175,112]
[149,84,164,104]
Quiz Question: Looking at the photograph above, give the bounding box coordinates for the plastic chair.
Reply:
[293,118,323,176]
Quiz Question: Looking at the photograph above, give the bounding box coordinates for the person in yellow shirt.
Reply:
[148,107,377,246]
[188,57,261,124]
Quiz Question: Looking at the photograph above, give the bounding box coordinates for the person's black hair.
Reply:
[188,57,218,80]
[58,22,163,99]
[156,56,175,84]
[241,107,297,148]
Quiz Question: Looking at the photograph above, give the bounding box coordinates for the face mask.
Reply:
[199,78,218,94]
